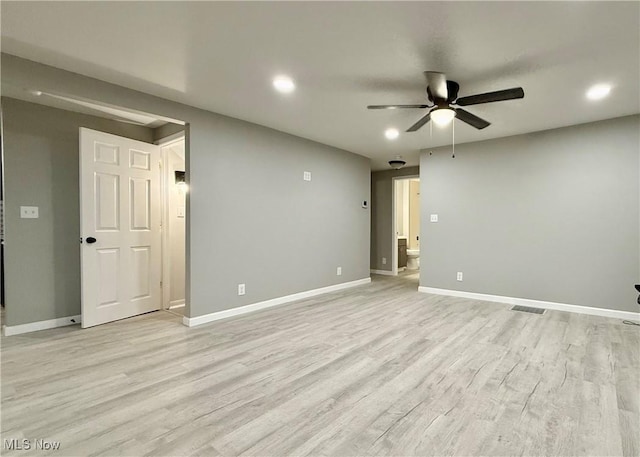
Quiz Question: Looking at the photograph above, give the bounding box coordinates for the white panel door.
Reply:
[80,128,161,328]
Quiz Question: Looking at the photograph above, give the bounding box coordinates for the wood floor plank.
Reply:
[2,272,638,456]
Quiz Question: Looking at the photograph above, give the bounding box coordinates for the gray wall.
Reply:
[420,115,640,313]
[2,97,154,325]
[370,166,419,272]
[2,54,371,326]
[187,113,370,317]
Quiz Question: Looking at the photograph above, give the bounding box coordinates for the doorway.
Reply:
[159,135,186,317]
[392,176,420,277]
[79,127,187,328]
[0,92,189,335]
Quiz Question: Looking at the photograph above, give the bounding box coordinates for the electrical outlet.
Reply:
[382,257,387,265]
[303,171,312,181]
[430,214,438,223]
[337,267,342,276]
[457,272,463,281]
[20,206,39,219]
[238,284,246,295]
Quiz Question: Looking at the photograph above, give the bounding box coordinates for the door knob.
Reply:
[86,237,97,244]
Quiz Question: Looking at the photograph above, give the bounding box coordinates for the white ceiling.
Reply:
[2,2,638,170]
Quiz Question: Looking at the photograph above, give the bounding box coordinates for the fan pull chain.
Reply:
[452,120,456,158]
[429,119,433,156]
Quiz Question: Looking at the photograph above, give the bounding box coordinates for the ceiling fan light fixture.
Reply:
[430,107,456,126]
[367,71,523,132]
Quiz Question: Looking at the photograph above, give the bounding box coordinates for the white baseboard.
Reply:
[370,269,396,276]
[169,300,185,309]
[418,287,640,321]
[184,277,372,327]
[3,315,82,336]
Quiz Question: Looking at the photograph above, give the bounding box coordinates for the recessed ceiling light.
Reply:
[586,84,611,100]
[273,76,295,93]
[385,128,399,140]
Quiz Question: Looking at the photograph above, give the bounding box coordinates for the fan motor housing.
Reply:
[427,80,460,103]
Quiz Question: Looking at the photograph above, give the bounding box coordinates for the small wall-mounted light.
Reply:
[175,170,187,192]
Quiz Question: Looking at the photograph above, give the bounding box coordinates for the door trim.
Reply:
[158,134,186,312]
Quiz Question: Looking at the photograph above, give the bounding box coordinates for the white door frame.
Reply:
[391,175,419,276]
[157,134,186,312]
[68,89,188,327]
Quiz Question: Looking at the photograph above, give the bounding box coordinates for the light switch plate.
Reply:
[303,171,312,181]
[238,284,246,296]
[20,206,39,219]
[430,214,438,222]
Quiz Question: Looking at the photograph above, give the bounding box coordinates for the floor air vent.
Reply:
[511,305,545,314]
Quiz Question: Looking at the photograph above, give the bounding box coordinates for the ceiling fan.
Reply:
[367,72,524,132]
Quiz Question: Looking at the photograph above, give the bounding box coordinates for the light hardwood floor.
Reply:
[2,273,639,456]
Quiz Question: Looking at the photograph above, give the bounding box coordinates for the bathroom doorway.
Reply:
[392,176,420,276]
[159,134,187,317]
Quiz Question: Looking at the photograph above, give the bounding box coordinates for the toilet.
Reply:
[406,249,420,269]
